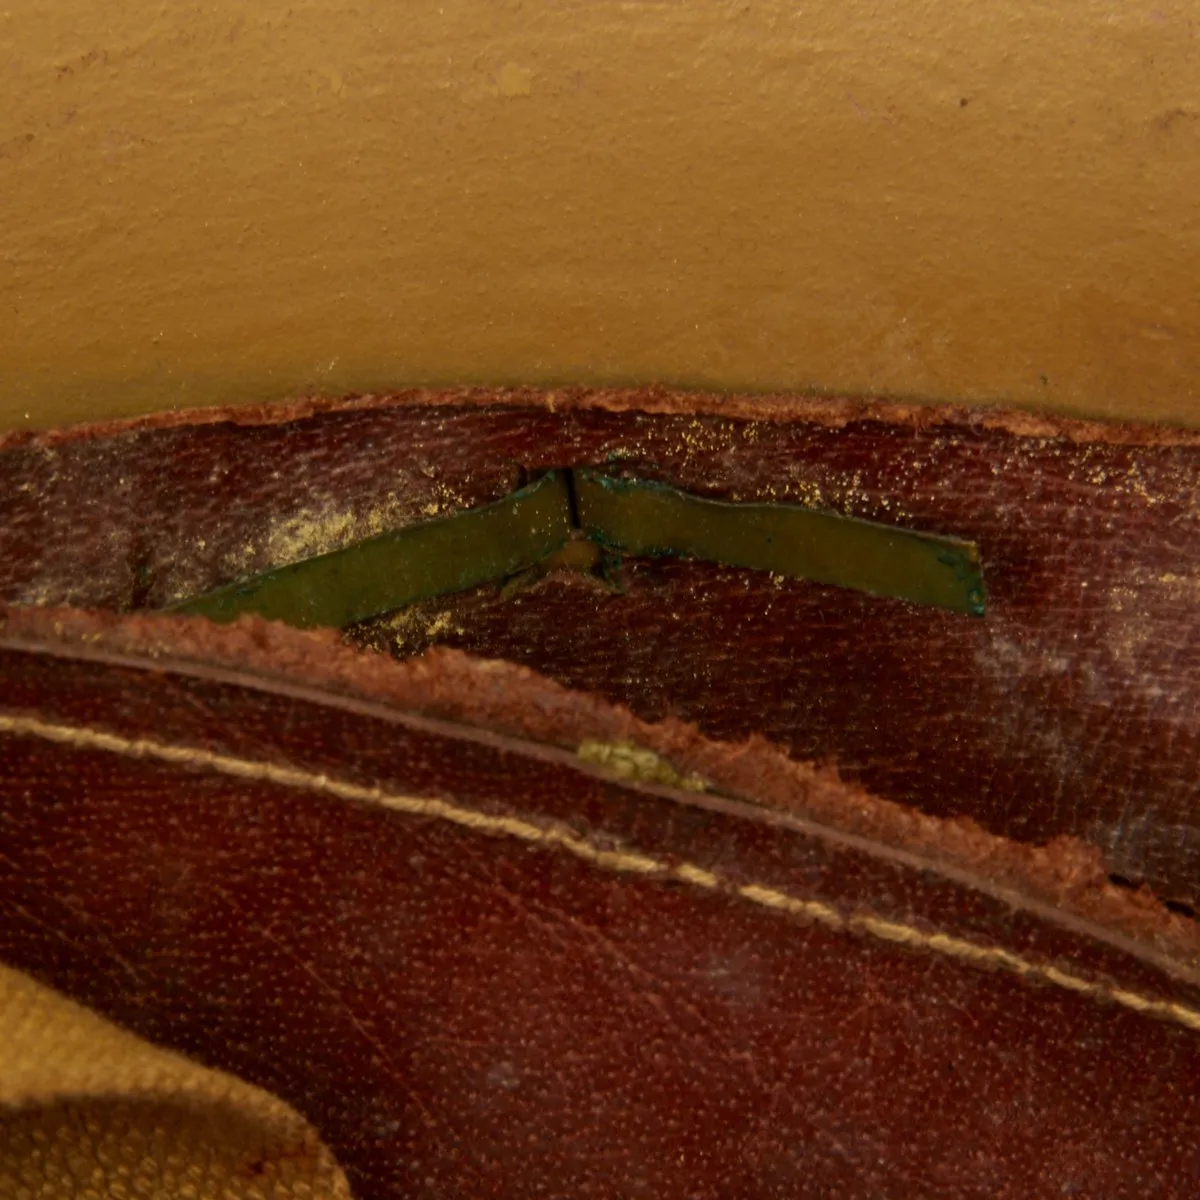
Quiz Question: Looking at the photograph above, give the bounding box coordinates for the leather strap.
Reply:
[2,607,1198,1197]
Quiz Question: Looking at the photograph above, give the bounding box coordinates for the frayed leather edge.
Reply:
[1,603,1198,975]
[3,386,1200,451]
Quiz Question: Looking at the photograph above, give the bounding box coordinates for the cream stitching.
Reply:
[3,712,1200,1034]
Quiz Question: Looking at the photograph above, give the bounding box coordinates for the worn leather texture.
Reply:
[2,608,1200,1197]
[2,388,1199,909]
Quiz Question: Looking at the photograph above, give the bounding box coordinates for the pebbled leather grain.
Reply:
[1,609,1200,1198]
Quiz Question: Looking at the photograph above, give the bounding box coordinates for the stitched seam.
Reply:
[3,712,1198,1034]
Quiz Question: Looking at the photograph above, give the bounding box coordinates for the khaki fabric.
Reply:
[0,965,352,1200]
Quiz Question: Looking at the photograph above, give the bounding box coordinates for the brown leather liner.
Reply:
[2,608,1200,1197]
[2,389,1198,911]
[3,604,1194,971]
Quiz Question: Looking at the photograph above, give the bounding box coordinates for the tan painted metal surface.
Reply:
[2,2,1198,429]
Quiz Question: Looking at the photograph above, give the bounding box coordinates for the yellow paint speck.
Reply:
[577,739,708,793]
[424,610,464,638]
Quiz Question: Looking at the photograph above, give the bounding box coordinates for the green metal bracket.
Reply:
[169,467,986,628]
[574,470,986,618]
[170,470,574,629]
